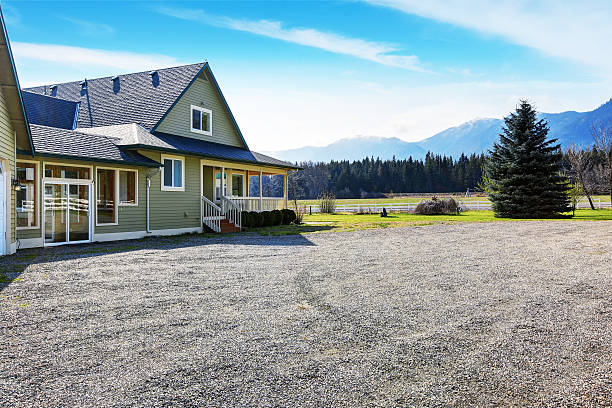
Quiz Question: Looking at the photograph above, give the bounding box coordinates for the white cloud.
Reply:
[157,6,428,72]
[61,17,115,36]
[364,0,612,74]
[11,42,186,85]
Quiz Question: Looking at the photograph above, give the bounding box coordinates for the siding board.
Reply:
[156,74,245,148]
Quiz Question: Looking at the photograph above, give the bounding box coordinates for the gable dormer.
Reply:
[154,68,247,149]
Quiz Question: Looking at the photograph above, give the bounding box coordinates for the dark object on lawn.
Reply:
[414,198,459,215]
[381,208,388,217]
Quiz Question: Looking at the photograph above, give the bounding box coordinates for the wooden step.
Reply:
[219,219,240,233]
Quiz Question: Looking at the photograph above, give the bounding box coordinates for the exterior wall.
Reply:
[202,165,214,201]
[0,87,16,248]
[138,150,202,231]
[15,156,151,243]
[155,73,245,148]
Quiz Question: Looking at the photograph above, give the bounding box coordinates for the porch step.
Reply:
[219,219,240,233]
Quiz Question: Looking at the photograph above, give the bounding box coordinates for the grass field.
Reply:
[296,195,611,206]
[252,209,612,236]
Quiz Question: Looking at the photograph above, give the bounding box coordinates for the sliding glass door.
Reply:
[44,182,91,245]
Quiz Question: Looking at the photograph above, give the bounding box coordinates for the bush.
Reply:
[253,211,264,228]
[413,197,459,215]
[261,211,275,227]
[318,192,336,214]
[241,211,252,228]
[281,209,297,225]
[271,209,283,225]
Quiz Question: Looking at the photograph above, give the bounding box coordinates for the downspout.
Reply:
[146,167,162,233]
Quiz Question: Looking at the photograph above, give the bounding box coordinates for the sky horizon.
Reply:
[3,0,612,151]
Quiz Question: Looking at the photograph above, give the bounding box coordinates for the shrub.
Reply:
[271,209,283,225]
[295,206,306,224]
[413,197,459,215]
[253,211,265,228]
[261,211,275,226]
[241,211,252,228]
[281,209,297,224]
[318,192,337,214]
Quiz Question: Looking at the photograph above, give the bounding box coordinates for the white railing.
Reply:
[224,196,285,212]
[221,196,242,230]
[201,196,222,233]
[291,198,608,214]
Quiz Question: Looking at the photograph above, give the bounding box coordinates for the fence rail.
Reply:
[291,198,609,214]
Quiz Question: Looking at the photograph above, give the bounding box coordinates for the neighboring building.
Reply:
[0,10,298,250]
[0,9,34,255]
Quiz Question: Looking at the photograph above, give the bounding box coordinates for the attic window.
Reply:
[191,105,212,136]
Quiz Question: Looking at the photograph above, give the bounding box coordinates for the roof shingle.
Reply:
[24,63,206,130]
[22,91,79,129]
[29,124,159,167]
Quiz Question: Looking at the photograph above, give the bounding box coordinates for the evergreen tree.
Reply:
[484,100,570,218]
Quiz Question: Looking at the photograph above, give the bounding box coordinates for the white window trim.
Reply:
[118,169,139,207]
[190,105,212,136]
[95,167,119,226]
[43,161,93,182]
[161,154,185,192]
[16,159,40,230]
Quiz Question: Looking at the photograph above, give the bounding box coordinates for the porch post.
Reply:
[227,169,232,197]
[259,171,263,211]
[221,166,225,198]
[284,171,288,209]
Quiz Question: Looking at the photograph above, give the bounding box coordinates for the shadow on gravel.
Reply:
[0,231,316,291]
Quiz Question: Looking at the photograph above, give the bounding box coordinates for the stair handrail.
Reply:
[221,196,242,230]
[201,195,222,233]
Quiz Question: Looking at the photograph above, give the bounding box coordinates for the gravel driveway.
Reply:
[1,222,611,407]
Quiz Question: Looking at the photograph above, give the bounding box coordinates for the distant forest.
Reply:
[289,153,487,199]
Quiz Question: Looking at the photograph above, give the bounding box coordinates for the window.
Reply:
[97,169,117,225]
[231,174,244,196]
[45,164,90,179]
[191,105,212,135]
[119,170,137,205]
[161,156,184,191]
[215,171,227,199]
[16,162,38,228]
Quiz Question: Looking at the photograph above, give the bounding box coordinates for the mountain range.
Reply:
[265,99,612,162]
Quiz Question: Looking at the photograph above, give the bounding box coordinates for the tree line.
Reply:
[289,153,486,199]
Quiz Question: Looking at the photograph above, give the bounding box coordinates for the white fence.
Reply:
[293,198,609,214]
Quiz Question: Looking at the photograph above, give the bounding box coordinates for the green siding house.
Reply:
[0,9,298,251]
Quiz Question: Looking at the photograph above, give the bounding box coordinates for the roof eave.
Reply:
[17,150,160,168]
[0,8,34,156]
[123,143,299,170]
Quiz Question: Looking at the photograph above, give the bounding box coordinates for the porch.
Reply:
[199,160,290,233]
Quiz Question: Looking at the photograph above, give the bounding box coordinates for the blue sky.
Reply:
[3,0,612,151]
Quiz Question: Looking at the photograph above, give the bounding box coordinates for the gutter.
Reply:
[121,143,301,171]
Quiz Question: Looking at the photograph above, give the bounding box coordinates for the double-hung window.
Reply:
[161,155,184,191]
[191,105,212,136]
[119,170,137,205]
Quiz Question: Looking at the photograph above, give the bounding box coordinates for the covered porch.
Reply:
[200,159,289,211]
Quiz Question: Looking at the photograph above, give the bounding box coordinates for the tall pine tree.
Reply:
[485,100,570,218]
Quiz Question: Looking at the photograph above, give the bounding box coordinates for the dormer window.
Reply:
[191,105,212,136]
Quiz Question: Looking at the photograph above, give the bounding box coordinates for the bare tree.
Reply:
[566,145,597,209]
[591,121,612,204]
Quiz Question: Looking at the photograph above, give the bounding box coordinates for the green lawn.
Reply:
[296,195,611,206]
[249,209,612,236]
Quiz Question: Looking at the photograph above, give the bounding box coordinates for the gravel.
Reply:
[1,221,611,407]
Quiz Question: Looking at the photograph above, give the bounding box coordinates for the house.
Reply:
[0,10,298,251]
[0,9,34,255]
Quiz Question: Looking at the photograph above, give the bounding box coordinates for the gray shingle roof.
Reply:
[77,124,297,169]
[24,63,206,130]
[22,91,79,129]
[29,124,159,167]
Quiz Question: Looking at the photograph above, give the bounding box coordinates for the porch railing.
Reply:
[224,196,285,212]
[221,196,242,230]
[201,196,222,233]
